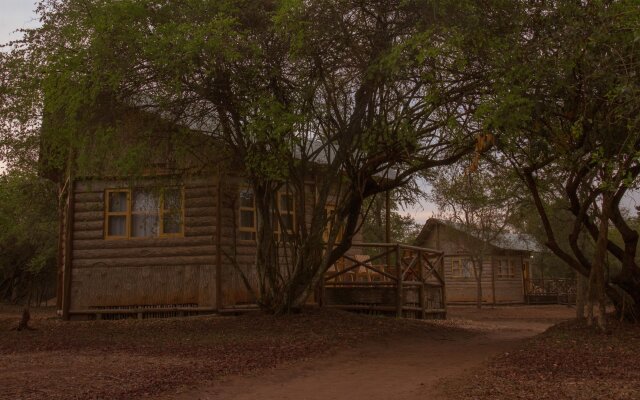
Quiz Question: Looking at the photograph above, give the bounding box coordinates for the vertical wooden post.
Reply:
[440,254,447,317]
[55,184,65,312]
[61,179,75,321]
[491,256,497,305]
[385,191,391,268]
[418,250,425,319]
[520,253,526,302]
[215,168,223,312]
[395,244,403,318]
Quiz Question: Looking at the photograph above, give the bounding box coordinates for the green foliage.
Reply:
[361,196,422,245]
[0,0,489,313]
[0,171,58,303]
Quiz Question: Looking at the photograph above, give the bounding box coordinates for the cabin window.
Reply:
[239,188,257,241]
[451,258,473,278]
[106,190,129,238]
[496,258,516,279]
[238,187,296,241]
[105,187,183,239]
[275,190,296,239]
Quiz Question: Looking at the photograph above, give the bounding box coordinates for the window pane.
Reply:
[281,214,294,231]
[108,192,128,212]
[239,189,254,208]
[107,216,127,236]
[240,210,255,228]
[131,214,159,237]
[163,188,181,211]
[163,212,182,234]
[280,194,293,212]
[133,189,159,212]
[462,260,473,278]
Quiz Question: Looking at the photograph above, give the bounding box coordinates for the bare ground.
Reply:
[161,305,574,400]
[0,305,575,400]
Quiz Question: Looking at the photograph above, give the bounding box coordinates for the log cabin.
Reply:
[414,218,541,305]
[52,109,446,320]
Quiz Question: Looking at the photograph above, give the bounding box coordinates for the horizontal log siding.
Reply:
[493,257,525,303]
[442,256,494,303]
[418,225,526,304]
[69,176,218,311]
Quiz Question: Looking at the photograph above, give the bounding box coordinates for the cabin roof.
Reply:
[415,218,544,253]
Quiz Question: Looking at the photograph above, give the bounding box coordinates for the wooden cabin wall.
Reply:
[492,251,526,303]
[216,176,363,308]
[65,172,369,314]
[418,224,525,304]
[442,256,494,303]
[68,176,218,313]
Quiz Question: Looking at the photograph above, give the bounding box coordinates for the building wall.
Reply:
[68,176,218,313]
[419,224,525,304]
[63,173,363,315]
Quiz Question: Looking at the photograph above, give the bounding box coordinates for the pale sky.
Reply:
[0,1,39,45]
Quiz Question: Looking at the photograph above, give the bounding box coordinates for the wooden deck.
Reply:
[319,243,447,319]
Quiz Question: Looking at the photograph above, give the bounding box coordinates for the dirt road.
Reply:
[163,306,574,400]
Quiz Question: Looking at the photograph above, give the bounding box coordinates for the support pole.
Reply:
[385,190,392,269]
[61,179,75,321]
[418,251,425,319]
[440,254,448,317]
[396,244,403,318]
[216,168,223,312]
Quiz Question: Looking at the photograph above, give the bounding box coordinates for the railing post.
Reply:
[396,244,403,318]
[440,253,447,317]
[418,250,425,319]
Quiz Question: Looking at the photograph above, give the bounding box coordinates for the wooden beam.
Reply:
[396,244,403,318]
[491,255,497,305]
[62,179,75,321]
[418,251,425,319]
[215,168,223,311]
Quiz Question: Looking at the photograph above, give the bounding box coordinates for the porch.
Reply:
[318,243,447,319]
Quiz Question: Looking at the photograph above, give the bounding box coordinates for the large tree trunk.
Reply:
[587,194,611,331]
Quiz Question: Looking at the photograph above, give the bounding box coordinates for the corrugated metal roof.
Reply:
[417,218,544,252]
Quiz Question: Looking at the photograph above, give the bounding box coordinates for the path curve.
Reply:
[163,316,558,400]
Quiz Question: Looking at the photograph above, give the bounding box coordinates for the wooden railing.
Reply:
[318,243,446,319]
[524,278,577,305]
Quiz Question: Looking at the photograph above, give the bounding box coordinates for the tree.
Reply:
[361,194,423,246]
[1,0,484,313]
[0,170,58,306]
[427,158,519,308]
[477,0,640,326]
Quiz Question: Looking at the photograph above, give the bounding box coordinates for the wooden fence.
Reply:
[525,278,577,305]
[318,243,446,319]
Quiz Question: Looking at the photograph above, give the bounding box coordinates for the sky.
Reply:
[0,1,439,222]
[0,1,39,45]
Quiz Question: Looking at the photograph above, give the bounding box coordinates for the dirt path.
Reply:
[163,307,572,400]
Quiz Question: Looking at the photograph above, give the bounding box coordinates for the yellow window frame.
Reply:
[105,189,131,239]
[104,187,184,240]
[159,187,185,238]
[238,187,257,241]
[238,186,297,242]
